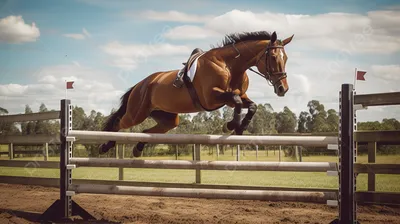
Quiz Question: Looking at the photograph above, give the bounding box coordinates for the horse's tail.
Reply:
[102,85,136,132]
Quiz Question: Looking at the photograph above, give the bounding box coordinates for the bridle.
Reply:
[248,42,287,86]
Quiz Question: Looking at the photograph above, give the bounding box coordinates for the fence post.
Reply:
[44,143,49,161]
[175,145,178,160]
[216,144,219,160]
[256,145,258,160]
[193,144,201,183]
[368,141,376,191]
[299,146,302,162]
[9,143,13,160]
[236,145,240,161]
[279,146,282,162]
[118,144,124,180]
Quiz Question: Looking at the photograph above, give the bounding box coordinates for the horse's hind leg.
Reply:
[99,85,150,154]
[133,110,179,157]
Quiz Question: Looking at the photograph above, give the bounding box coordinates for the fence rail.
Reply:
[355,130,400,144]
[0,111,60,122]
[0,160,59,168]
[354,92,400,107]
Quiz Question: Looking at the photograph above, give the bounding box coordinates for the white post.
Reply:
[216,144,219,160]
[279,145,282,162]
[256,145,259,160]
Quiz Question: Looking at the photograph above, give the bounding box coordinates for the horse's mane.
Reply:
[211,31,272,49]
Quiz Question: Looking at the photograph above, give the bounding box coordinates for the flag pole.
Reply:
[353,68,357,90]
[65,80,67,99]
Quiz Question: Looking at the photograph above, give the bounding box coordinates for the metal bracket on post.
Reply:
[66,137,76,142]
[327,200,338,207]
[66,191,75,196]
[66,164,76,170]
[353,104,367,111]
[327,144,339,150]
[327,171,339,176]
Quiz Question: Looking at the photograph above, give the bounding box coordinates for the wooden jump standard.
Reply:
[40,83,390,224]
[38,98,340,222]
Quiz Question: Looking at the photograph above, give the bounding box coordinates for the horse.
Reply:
[99,31,294,157]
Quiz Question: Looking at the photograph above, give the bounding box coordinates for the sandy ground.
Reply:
[0,183,399,224]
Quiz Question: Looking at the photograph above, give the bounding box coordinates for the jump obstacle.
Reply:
[10,83,392,223]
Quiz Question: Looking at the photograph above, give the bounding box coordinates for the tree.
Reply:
[305,100,329,132]
[248,103,276,134]
[21,105,35,135]
[275,106,297,133]
[326,109,339,132]
[0,106,19,134]
[0,107,8,114]
[297,111,309,133]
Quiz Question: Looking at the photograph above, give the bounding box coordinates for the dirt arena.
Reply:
[0,184,399,224]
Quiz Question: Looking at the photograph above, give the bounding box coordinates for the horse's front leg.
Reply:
[223,94,243,133]
[234,94,257,135]
[210,88,243,133]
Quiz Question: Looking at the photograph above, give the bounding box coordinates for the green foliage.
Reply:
[1,99,399,157]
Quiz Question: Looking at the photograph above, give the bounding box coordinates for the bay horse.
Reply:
[99,31,294,157]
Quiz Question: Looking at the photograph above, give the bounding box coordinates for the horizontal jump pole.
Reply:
[70,158,337,172]
[69,130,338,146]
[0,111,60,122]
[70,184,337,203]
[0,175,338,193]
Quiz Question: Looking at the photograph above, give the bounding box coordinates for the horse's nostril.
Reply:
[278,85,285,93]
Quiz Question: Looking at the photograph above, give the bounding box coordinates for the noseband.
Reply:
[249,43,287,86]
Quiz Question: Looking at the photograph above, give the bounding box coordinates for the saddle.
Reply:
[173,48,204,88]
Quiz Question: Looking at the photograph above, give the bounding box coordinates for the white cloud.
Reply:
[160,9,400,54]
[163,25,220,40]
[371,65,400,81]
[63,33,86,40]
[0,64,128,116]
[82,28,91,38]
[63,28,91,40]
[101,41,191,70]
[137,10,213,23]
[0,15,40,44]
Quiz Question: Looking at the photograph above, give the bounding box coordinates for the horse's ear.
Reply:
[271,31,277,43]
[282,34,294,46]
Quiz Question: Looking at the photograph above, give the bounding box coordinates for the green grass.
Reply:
[1,150,400,192]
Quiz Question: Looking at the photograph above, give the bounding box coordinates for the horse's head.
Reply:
[255,32,294,97]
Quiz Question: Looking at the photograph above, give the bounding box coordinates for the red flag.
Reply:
[66,81,74,89]
[356,71,366,81]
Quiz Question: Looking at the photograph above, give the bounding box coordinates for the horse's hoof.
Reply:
[234,129,243,135]
[222,123,230,133]
[99,144,108,154]
[133,147,143,157]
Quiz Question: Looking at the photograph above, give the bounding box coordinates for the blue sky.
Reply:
[0,0,399,123]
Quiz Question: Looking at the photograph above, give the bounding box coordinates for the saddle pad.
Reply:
[177,52,205,82]
[187,53,203,82]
